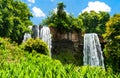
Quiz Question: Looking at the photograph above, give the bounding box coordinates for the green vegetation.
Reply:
[79,11,110,34]
[0,1,120,77]
[52,50,77,65]
[42,2,110,35]
[0,37,119,78]
[0,0,32,43]
[42,2,120,73]
[52,49,83,66]
[22,38,50,56]
[42,2,83,33]
[103,14,120,72]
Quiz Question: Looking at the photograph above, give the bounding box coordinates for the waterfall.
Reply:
[23,33,31,42]
[23,25,52,57]
[32,25,39,38]
[83,33,104,68]
[22,26,32,42]
[23,25,39,42]
[40,26,52,57]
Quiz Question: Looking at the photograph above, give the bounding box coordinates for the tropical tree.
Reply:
[79,11,110,35]
[57,2,66,19]
[42,2,83,33]
[42,2,68,33]
[0,0,33,43]
[103,14,120,72]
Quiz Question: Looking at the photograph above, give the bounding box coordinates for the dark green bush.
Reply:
[53,51,76,65]
[104,41,120,73]
[22,38,50,56]
[52,50,83,66]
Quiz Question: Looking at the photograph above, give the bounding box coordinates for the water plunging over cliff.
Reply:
[23,33,31,43]
[83,33,104,68]
[23,26,32,42]
[23,25,52,57]
[32,25,39,38]
[40,26,52,57]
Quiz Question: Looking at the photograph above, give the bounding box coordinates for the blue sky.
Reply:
[22,0,120,25]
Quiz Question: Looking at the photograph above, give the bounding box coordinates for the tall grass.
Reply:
[0,53,119,78]
[0,37,119,78]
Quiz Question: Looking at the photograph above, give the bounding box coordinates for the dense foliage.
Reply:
[0,1,120,77]
[52,50,78,65]
[52,48,83,66]
[22,38,50,56]
[0,37,26,63]
[0,0,32,43]
[103,14,120,72]
[79,11,110,34]
[41,2,120,73]
[42,3,110,35]
[42,2,83,33]
[0,37,119,78]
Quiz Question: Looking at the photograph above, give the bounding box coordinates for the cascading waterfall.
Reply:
[32,25,39,38]
[23,25,52,57]
[83,33,104,68]
[40,26,52,57]
[23,26,32,42]
[23,33,31,42]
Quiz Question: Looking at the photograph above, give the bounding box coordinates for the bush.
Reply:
[52,51,77,65]
[22,38,50,56]
[104,42,120,73]
[0,37,27,63]
[103,14,120,73]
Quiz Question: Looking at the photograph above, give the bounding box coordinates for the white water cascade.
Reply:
[32,25,39,38]
[40,26,52,57]
[83,33,104,68]
[23,26,32,42]
[22,33,31,43]
[23,25,52,57]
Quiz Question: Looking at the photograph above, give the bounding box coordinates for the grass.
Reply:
[0,37,119,78]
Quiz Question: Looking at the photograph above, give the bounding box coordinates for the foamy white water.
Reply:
[40,26,52,57]
[83,33,104,68]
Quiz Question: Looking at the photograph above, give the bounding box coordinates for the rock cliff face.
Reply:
[50,26,82,43]
[50,27,106,50]
[50,26,83,53]
[50,27,106,65]
[51,39,83,65]
[50,27,83,65]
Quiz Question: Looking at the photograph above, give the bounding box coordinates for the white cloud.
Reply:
[82,1,111,13]
[32,7,46,17]
[28,0,35,3]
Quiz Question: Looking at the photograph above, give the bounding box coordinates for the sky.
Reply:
[22,0,120,25]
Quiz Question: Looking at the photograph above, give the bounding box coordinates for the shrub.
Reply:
[52,48,83,66]
[52,51,77,65]
[0,37,26,63]
[103,14,120,73]
[22,38,50,56]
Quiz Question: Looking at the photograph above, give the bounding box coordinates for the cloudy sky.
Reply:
[22,0,120,25]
